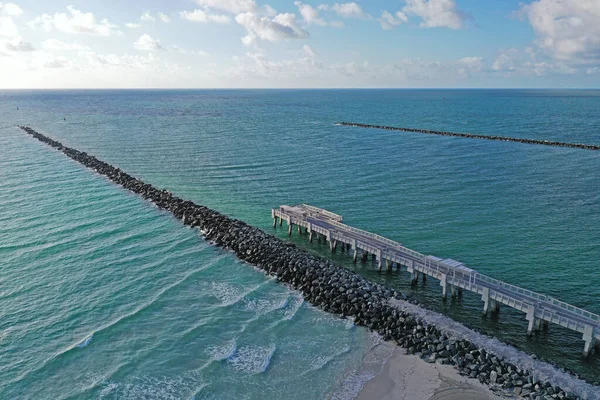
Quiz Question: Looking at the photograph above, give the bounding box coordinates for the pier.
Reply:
[273,204,600,357]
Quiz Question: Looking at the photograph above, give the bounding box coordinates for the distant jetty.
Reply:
[337,122,600,151]
[17,126,597,399]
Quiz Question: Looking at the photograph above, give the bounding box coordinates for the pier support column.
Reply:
[411,271,419,285]
[440,274,448,300]
[386,259,391,272]
[583,326,595,357]
[490,300,500,315]
[309,232,313,242]
[361,252,368,263]
[352,240,357,263]
[407,261,418,284]
[458,288,463,297]
[451,284,457,298]
[482,288,490,316]
[273,216,278,228]
[288,223,293,236]
[298,225,302,234]
[526,306,537,336]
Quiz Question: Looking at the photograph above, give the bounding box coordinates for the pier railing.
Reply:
[272,205,600,355]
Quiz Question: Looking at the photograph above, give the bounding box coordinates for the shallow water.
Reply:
[1,89,599,396]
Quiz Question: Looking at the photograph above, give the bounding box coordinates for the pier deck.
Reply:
[272,204,600,357]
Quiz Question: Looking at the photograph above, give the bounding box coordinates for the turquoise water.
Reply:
[1,89,599,396]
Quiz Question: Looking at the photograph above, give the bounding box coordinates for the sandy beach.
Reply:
[357,345,509,400]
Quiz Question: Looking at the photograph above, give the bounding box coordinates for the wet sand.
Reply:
[356,346,510,400]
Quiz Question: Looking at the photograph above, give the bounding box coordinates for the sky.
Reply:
[0,0,599,88]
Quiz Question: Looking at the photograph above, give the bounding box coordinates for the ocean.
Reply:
[1,89,599,398]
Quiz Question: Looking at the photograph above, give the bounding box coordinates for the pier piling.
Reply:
[272,204,600,356]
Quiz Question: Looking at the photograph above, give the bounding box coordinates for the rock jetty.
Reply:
[18,125,597,400]
[338,122,600,151]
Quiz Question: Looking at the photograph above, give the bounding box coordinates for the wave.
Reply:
[389,298,600,400]
[4,264,213,388]
[330,335,396,400]
[208,282,261,307]
[206,340,237,362]
[95,369,207,400]
[284,295,304,321]
[227,344,276,374]
[244,294,289,315]
[76,334,93,348]
[301,346,352,376]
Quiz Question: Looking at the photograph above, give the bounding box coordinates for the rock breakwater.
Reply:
[337,122,600,151]
[17,126,597,400]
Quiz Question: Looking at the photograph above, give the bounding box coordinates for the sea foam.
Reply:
[77,333,94,348]
[227,344,277,374]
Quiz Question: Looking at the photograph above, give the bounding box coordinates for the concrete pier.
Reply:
[273,204,600,357]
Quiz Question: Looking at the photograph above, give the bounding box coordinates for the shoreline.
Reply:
[356,345,508,400]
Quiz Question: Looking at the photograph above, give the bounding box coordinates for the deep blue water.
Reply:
[1,89,599,398]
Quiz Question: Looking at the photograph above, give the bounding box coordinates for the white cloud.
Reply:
[491,49,519,72]
[458,56,484,70]
[133,34,165,51]
[125,22,141,28]
[30,6,121,36]
[0,15,18,36]
[140,11,155,22]
[44,58,71,69]
[41,38,89,51]
[180,9,231,23]
[194,0,256,14]
[587,67,600,75]
[456,56,485,77]
[222,52,495,87]
[235,12,308,46]
[528,61,577,76]
[158,12,171,23]
[295,2,326,26]
[294,2,345,27]
[82,51,159,69]
[0,2,23,16]
[521,0,600,63]
[5,37,34,51]
[172,45,209,56]
[264,5,277,17]
[303,44,316,57]
[329,3,367,19]
[403,0,466,29]
[379,11,408,30]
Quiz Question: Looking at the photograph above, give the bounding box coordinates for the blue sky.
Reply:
[1,0,599,88]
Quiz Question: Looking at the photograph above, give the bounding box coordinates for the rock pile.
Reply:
[18,126,594,400]
[338,122,600,151]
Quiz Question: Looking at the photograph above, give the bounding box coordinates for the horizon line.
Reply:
[1,87,599,91]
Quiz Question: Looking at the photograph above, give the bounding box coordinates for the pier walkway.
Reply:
[272,204,600,357]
